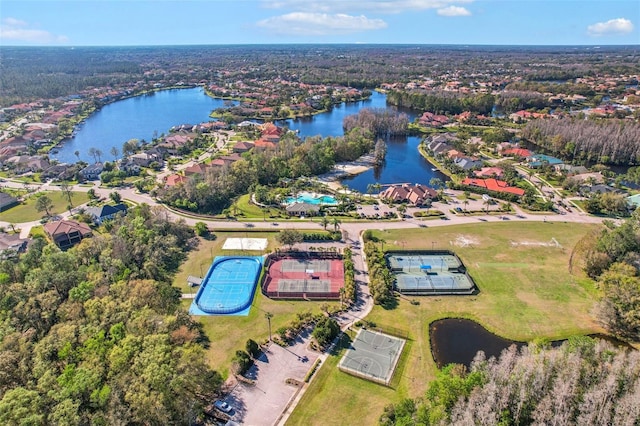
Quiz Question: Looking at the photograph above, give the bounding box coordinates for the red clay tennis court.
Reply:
[262,253,344,300]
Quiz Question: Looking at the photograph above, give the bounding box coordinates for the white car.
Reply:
[214,400,232,413]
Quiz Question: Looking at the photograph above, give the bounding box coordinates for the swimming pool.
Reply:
[189,256,263,316]
[285,192,338,205]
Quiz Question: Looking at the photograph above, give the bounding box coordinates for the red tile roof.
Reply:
[461,178,525,196]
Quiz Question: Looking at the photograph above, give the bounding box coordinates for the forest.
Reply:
[521,119,640,165]
[0,205,221,425]
[380,338,640,425]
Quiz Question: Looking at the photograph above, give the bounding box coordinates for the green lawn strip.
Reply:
[0,191,90,222]
[286,333,398,426]
[289,221,602,424]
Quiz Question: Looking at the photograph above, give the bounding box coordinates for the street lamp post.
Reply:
[265,312,273,342]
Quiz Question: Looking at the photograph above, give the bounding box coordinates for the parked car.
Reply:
[214,400,232,413]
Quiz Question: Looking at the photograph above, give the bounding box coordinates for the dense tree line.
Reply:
[159,128,378,214]
[381,337,640,425]
[522,118,640,165]
[386,90,495,115]
[363,241,394,305]
[343,108,410,137]
[505,80,596,97]
[0,205,221,424]
[579,213,640,341]
[494,90,549,112]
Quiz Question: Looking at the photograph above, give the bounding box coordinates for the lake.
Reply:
[282,91,446,192]
[58,88,445,190]
[53,87,230,163]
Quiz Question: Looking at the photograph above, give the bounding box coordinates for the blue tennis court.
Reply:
[189,256,263,316]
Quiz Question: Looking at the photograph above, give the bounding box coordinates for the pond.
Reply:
[429,318,630,369]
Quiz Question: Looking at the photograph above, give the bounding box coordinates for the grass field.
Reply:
[287,221,603,425]
[0,191,91,222]
[175,231,340,378]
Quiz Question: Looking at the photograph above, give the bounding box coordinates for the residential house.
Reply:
[461,178,525,197]
[80,163,104,180]
[501,147,533,158]
[42,163,74,181]
[453,156,482,171]
[0,233,28,259]
[474,167,505,179]
[0,192,18,212]
[379,184,437,206]
[165,174,187,187]
[85,203,128,225]
[210,153,242,168]
[418,112,450,127]
[129,152,160,167]
[6,155,50,174]
[233,142,255,153]
[527,154,563,168]
[553,164,588,175]
[43,220,92,250]
[184,163,210,177]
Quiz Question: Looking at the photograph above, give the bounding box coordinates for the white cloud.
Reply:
[257,12,387,36]
[262,0,474,14]
[437,6,471,16]
[0,18,69,44]
[587,18,634,36]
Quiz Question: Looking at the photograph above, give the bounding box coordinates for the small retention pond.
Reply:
[430,318,629,369]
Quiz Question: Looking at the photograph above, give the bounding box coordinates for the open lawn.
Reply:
[175,231,340,378]
[288,221,603,425]
[0,191,90,222]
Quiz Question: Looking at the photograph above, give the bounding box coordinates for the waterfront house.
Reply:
[379,184,438,206]
[80,162,104,180]
[44,220,92,250]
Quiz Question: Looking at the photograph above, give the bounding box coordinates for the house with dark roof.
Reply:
[80,163,104,180]
[233,142,255,153]
[85,203,128,225]
[43,220,92,250]
[0,192,18,212]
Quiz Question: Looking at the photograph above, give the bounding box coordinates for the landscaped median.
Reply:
[286,221,603,425]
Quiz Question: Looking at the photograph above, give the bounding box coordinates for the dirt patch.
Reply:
[510,238,562,249]
[451,235,480,248]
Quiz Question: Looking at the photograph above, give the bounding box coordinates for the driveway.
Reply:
[226,330,319,426]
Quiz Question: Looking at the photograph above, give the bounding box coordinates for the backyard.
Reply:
[0,191,91,222]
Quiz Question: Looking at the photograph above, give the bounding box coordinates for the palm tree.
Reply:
[74,150,80,162]
[463,199,469,215]
[483,198,491,214]
[320,215,329,230]
[332,217,341,232]
[88,147,97,163]
[95,149,103,163]
[110,146,120,162]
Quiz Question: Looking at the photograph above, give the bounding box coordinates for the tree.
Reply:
[463,199,469,215]
[320,215,329,231]
[87,188,97,199]
[95,149,103,163]
[88,147,98,163]
[60,182,73,207]
[332,217,341,232]
[194,221,209,237]
[74,150,80,162]
[110,191,122,204]
[312,317,339,348]
[276,229,303,249]
[35,194,54,217]
[594,262,640,341]
[110,146,120,162]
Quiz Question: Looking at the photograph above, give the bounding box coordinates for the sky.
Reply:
[0,0,638,46]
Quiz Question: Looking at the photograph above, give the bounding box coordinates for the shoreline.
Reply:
[316,154,375,190]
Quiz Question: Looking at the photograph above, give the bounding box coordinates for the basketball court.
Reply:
[338,329,405,386]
